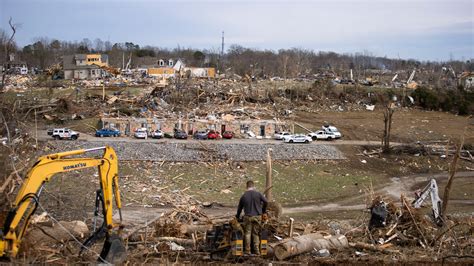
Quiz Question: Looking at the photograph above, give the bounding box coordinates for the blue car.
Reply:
[95,128,121,137]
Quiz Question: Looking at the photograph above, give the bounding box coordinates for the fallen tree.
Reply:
[272,232,348,260]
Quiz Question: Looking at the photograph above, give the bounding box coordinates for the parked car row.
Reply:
[49,125,341,143]
[92,128,235,140]
[273,125,342,144]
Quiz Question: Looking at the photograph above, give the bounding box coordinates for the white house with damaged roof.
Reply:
[63,54,109,80]
[147,58,215,79]
[459,72,474,91]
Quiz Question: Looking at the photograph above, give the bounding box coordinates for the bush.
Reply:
[458,101,469,115]
[439,94,454,111]
[412,87,439,110]
[411,87,473,115]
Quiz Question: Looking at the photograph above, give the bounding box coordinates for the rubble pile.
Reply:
[2,75,34,91]
[121,192,472,264]
[94,79,380,123]
[345,194,473,262]
[19,213,91,263]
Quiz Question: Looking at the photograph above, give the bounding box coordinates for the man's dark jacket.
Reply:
[236,189,268,218]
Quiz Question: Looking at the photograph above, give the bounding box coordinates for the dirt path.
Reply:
[381,171,473,198]
[284,171,474,214]
[117,171,473,227]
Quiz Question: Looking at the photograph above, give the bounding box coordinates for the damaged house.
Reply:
[147,59,180,79]
[63,54,109,80]
[1,54,28,74]
[147,59,215,79]
[459,72,474,91]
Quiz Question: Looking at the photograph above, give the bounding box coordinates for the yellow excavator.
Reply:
[0,146,126,263]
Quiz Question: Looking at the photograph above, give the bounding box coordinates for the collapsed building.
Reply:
[100,115,290,138]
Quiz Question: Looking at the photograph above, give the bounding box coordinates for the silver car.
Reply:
[134,128,148,139]
[151,130,163,139]
[274,131,291,140]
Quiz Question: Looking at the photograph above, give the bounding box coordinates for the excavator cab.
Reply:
[0,146,126,263]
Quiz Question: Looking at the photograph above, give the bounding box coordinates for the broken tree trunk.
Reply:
[273,232,348,260]
[382,102,395,153]
[179,224,213,235]
[265,148,273,201]
[155,237,195,246]
[442,136,464,218]
[288,218,294,237]
[264,147,282,218]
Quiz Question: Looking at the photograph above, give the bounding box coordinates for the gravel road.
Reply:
[48,140,345,161]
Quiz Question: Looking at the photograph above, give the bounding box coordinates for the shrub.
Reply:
[411,87,439,110]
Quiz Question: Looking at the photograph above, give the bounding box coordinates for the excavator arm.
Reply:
[0,146,125,262]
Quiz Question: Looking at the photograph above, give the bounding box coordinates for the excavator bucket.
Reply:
[98,234,127,264]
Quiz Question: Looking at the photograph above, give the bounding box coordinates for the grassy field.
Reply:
[118,158,395,207]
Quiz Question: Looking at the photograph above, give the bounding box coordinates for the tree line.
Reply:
[1,29,473,79]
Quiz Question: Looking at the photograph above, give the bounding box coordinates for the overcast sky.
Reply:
[1,0,472,61]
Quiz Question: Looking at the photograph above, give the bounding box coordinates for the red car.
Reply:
[207,130,221,139]
[222,131,234,139]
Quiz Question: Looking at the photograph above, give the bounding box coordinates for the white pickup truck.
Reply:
[307,130,336,140]
[51,128,80,140]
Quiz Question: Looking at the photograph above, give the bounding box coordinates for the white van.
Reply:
[322,125,342,139]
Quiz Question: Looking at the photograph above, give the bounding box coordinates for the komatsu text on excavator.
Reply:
[0,146,126,263]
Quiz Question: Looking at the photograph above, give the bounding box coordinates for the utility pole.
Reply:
[220,31,225,72]
[221,31,225,57]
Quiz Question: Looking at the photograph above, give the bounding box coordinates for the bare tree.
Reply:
[279,53,289,79]
[381,99,395,153]
[103,40,112,52]
[1,17,17,92]
[94,38,104,52]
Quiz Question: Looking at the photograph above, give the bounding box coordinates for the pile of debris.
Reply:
[119,182,472,263]
[349,193,473,262]
[3,75,33,92]
[19,212,91,263]
[10,184,473,264]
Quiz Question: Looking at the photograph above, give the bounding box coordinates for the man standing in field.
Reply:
[236,180,268,255]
